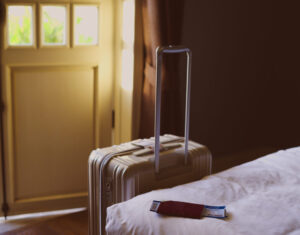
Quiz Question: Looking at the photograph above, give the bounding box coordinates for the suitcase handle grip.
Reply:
[154,45,192,173]
[156,45,191,54]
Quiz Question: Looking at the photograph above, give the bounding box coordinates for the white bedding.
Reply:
[106,147,300,235]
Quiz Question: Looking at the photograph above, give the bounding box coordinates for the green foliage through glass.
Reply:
[8,6,33,46]
[74,6,98,45]
[76,17,93,44]
[42,6,65,44]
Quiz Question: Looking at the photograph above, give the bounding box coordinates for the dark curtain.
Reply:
[139,0,185,138]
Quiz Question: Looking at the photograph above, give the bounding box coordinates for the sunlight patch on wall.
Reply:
[121,0,135,92]
[121,49,134,91]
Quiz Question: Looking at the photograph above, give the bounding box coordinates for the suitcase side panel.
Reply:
[88,149,117,235]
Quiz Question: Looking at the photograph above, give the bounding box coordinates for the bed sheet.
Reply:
[106,147,300,235]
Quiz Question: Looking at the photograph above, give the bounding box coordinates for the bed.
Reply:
[106,147,300,235]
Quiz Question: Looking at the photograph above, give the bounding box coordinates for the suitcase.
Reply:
[88,46,212,235]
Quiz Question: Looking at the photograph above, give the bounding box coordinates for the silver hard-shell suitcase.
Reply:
[88,46,212,235]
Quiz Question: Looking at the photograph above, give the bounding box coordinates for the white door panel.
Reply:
[13,66,94,200]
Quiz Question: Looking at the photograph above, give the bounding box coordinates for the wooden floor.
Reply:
[0,210,88,235]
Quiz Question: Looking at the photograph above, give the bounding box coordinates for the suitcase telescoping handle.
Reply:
[154,45,192,173]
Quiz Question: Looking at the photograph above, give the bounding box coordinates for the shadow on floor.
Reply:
[0,210,88,235]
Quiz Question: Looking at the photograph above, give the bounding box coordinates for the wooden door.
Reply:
[0,0,113,216]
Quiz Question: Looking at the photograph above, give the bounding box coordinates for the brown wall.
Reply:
[180,0,300,155]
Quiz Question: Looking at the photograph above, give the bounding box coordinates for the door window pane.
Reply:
[42,6,67,45]
[8,6,33,46]
[74,6,98,45]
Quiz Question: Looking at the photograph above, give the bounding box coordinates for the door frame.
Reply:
[0,0,115,216]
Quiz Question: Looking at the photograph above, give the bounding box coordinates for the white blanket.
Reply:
[106,147,300,235]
